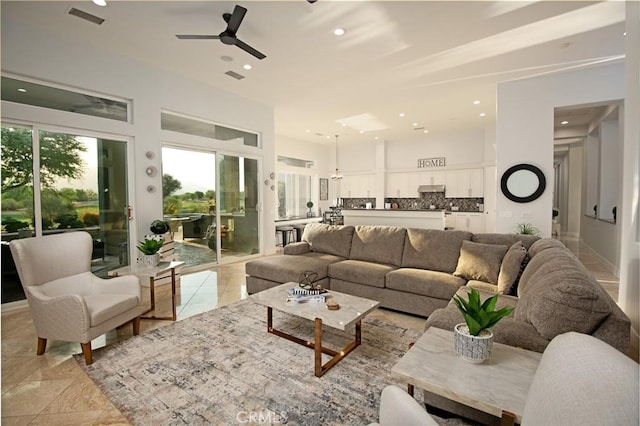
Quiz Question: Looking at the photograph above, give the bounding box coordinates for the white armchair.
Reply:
[9,231,146,364]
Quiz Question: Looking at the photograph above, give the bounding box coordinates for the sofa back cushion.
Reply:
[471,233,539,250]
[526,237,567,259]
[350,225,407,266]
[497,241,527,294]
[453,240,509,284]
[401,229,472,273]
[515,248,613,340]
[302,223,355,258]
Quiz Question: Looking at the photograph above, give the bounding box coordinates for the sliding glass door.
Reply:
[1,124,131,302]
[161,146,260,268]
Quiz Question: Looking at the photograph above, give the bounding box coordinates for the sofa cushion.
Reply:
[328,260,397,288]
[527,237,567,259]
[350,226,407,267]
[515,251,613,340]
[401,229,473,273]
[471,233,539,250]
[301,223,355,258]
[245,252,343,283]
[453,240,508,284]
[466,280,499,293]
[386,269,466,300]
[497,241,527,294]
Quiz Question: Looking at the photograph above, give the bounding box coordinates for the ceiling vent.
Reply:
[225,71,245,80]
[413,126,425,131]
[68,8,105,25]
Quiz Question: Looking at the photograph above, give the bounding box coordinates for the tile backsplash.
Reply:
[386,193,484,211]
[340,194,483,212]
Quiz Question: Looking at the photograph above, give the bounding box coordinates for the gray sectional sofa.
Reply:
[246,223,630,355]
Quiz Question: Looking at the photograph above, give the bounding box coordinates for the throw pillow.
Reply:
[510,254,530,296]
[497,241,527,294]
[453,240,509,285]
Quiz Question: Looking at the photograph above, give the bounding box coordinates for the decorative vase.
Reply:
[454,323,493,364]
[140,253,160,267]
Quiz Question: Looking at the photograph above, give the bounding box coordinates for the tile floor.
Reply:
[0,240,622,425]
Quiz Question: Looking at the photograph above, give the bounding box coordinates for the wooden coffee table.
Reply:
[392,327,542,425]
[250,282,380,377]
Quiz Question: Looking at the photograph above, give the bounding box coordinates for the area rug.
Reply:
[77,300,439,425]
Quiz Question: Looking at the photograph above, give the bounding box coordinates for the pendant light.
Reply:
[331,135,343,180]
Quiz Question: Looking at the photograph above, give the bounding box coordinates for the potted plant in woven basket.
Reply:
[136,237,164,266]
[452,288,514,364]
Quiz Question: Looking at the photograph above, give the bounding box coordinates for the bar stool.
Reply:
[275,225,295,247]
[293,224,307,243]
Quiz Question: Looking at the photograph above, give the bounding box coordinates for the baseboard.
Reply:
[578,239,619,277]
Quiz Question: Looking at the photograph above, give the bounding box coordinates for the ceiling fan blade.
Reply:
[234,39,266,60]
[226,5,247,34]
[176,34,220,40]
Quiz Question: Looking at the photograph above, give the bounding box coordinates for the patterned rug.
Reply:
[77,299,428,425]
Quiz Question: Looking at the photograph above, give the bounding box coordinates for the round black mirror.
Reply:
[500,164,546,203]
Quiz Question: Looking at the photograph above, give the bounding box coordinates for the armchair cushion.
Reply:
[84,294,139,326]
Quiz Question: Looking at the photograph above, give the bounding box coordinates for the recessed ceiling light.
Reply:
[412,122,418,127]
[423,130,429,134]
[333,28,346,36]
[305,130,311,133]
[359,130,364,134]
[374,136,379,140]
[17,88,27,93]
[93,0,107,6]
[623,31,627,36]
[479,113,486,117]
[561,120,569,125]
[220,55,233,62]
[341,123,347,127]
[243,64,252,70]
[326,135,331,139]
[473,100,480,105]
[399,113,405,117]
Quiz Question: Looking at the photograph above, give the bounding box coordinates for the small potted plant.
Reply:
[452,288,514,364]
[306,200,314,217]
[515,222,539,236]
[136,237,164,266]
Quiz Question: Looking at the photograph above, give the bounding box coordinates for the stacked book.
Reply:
[286,287,327,303]
[140,232,181,287]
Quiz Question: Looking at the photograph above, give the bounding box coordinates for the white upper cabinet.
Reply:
[445,168,484,198]
[419,170,446,185]
[386,172,420,197]
[342,174,375,198]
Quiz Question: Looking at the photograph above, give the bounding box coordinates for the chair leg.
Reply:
[133,316,141,336]
[36,337,47,355]
[81,342,93,365]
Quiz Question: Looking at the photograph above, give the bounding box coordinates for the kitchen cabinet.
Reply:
[445,168,484,198]
[386,172,419,197]
[450,212,484,233]
[419,170,446,185]
[341,174,375,198]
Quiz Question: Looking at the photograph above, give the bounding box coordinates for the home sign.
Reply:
[417,157,446,168]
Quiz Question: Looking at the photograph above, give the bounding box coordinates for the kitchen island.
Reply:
[341,209,445,230]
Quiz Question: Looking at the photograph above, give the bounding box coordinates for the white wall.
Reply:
[567,145,583,239]
[1,16,277,255]
[620,0,640,353]
[496,63,625,237]
[384,129,486,171]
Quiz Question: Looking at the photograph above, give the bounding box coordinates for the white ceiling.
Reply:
[1,1,626,145]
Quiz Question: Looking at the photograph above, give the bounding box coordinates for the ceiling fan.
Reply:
[175,5,266,60]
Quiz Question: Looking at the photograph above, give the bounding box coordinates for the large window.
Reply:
[277,173,318,219]
[1,76,129,122]
[161,112,259,147]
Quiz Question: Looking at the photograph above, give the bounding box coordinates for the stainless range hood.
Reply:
[417,184,446,193]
